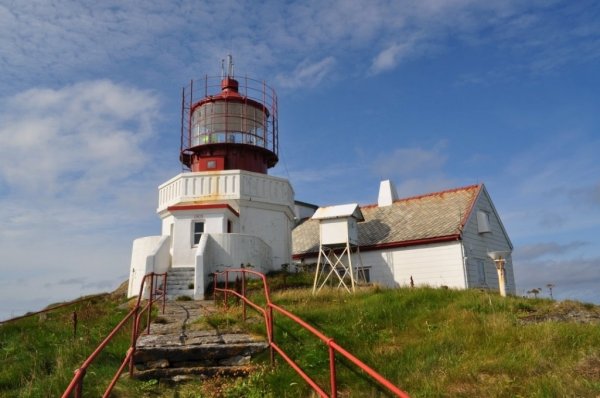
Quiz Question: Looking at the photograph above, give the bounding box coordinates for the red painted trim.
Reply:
[192,156,225,172]
[184,142,279,173]
[292,234,461,260]
[459,184,483,230]
[360,184,481,209]
[191,95,268,116]
[360,234,461,251]
[167,203,239,217]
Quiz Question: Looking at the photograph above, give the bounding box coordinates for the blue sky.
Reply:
[1,0,599,319]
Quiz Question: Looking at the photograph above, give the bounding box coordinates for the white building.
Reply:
[292,181,516,294]
[128,61,294,299]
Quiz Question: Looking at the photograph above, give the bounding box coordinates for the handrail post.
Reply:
[242,271,247,322]
[129,302,140,377]
[74,368,85,398]
[224,271,229,309]
[162,273,167,314]
[147,273,154,335]
[328,340,337,398]
[213,273,217,303]
[268,304,274,365]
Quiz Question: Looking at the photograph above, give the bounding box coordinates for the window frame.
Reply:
[356,266,371,283]
[192,221,205,247]
[476,258,487,286]
[477,210,492,234]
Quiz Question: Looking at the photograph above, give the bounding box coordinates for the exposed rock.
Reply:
[135,365,251,382]
[146,359,170,369]
[219,355,251,366]
[518,301,600,325]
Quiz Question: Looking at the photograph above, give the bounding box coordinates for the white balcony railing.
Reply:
[158,170,294,212]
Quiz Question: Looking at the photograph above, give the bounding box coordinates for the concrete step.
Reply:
[134,332,267,365]
[168,267,194,275]
[166,267,195,297]
[132,301,267,382]
[134,365,252,381]
[167,289,194,299]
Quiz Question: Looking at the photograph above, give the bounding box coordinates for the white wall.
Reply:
[294,202,317,221]
[166,210,232,268]
[354,242,465,288]
[301,241,465,289]
[238,202,293,271]
[157,170,294,273]
[194,233,272,299]
[127,235,171,298]
[389,242,465,288]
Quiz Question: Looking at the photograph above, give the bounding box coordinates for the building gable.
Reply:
[460,184,515,293]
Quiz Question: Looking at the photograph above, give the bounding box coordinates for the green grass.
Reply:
[2,275,599,397]
[0,294,133,397]
[226,284,600,397]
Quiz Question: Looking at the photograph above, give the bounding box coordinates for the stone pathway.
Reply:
[133,300,268,381]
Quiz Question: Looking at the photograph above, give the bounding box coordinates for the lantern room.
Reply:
[180,56,279,174]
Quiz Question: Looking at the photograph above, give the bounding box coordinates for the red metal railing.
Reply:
[61,272,167,398]
[213,269,410,398]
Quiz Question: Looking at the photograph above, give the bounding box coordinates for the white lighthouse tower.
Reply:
[128,56,295,298]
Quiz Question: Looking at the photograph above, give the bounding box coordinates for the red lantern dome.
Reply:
[180,56,278,174]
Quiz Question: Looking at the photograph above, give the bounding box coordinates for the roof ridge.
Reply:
[360,183,482,209]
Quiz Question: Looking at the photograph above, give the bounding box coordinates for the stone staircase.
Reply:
[166,267,195,299]
[133,300,268,381]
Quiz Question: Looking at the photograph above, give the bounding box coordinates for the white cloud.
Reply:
[0,80,158,195]
[370,39,419,74]
[276,57,336,89]
[2,1,593,91]
[370,142,448,179]
[0,80,164,318]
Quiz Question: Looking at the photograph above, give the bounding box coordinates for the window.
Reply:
[357,267,371,283]
[476,259,487,286]
[192,221,204,246]
[477,210,491,233]
[206,160,217,169]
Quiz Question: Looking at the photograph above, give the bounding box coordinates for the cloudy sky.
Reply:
[1,0,599,319]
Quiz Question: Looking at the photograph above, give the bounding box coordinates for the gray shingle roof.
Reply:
[292,184,481,257]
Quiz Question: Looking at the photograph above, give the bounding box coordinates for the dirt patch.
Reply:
[577,354,600,381]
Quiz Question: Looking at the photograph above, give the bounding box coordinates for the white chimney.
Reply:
[378,180,398,207]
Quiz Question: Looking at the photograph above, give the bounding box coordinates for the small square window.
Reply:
[357,267,371,283]
[192,221,204,245]
[206,160,217,169]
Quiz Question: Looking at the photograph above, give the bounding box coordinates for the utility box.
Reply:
[312,203,364,246]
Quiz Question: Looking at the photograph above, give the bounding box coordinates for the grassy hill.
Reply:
[1,275,599,397]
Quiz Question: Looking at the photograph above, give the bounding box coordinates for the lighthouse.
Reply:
[128,56,295,299]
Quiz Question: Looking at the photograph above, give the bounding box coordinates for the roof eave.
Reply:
[292,234,461,260]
